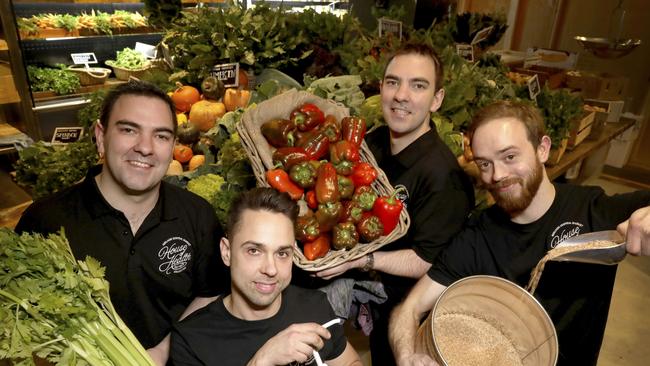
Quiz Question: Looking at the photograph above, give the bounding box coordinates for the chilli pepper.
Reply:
[353,185,378,211]
[296,215,321,243]
[272,147,308,170]
[351,162,377,187]
[315,162,340,204]
[305,190,318,210]
[330,140,360,176]
[289,161,317,189]
[332,222,359,250]
[299,130,330,160]
[290,103,325,132]
[372,187,405,235]
[337,175,355,200]
[266,169,303,200]
[261,118,295,148]
[315,201,343,232]
[304,235,330,260]
[341,116,367,147]
[320,115,341,143]
[357,215,384,243]
[340,200,364,224]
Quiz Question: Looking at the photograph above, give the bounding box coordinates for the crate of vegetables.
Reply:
[237,89,410,271]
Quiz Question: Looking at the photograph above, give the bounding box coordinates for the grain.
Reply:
[435,312,522,366]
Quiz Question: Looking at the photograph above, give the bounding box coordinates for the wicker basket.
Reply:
[67,65,111,86]
[237,89,410,271]
[105,60,152,81]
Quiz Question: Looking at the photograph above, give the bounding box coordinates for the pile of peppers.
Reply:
[262,103,403,260]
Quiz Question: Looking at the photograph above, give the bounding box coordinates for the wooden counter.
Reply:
[546,119,636,180]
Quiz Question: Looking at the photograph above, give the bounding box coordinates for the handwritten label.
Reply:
[135,42,157,59]
[51,127,83,144]
[211,62,239,88]
[70,53,97,65]
[527,74,541,102]
[378,18,402,40]
[456,44,474,62]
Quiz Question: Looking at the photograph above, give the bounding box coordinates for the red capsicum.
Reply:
[351,162,377,187]
[266,169,303,200]
[340,200,364,223]
[272,147,308,170]
[305,190,318,210]
[372,187,405,235]
[315,202,343,232]
[320,115,341,143]
[296,215,321,243]
[357,215,384,243]
[298,130,330,160]
[330,140,360,176]
[261,118,295,148]
[353,185,378,211]
[290,103,325,132]
[341,116,367,147]
[315,162,340,204]
[303,235,330,260]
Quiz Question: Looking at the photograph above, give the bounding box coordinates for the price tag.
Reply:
[70,53,98,65]
[135,42,157,59]
[527,74,541,102]
[51,127,84,144]
[378,18,402,40]
[455,44,474,62]
[471,26,494,45]
[211,62,239,88]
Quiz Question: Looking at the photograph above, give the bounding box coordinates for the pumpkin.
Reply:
[174,144,193,163]
[189,100,226,132]
[188,154,205,171]
[176,113,188,126]
[201,76,225,101]
[166,160,183,176]
[223,88,251,112]
[177,122,200,145]
[172,83,200,113]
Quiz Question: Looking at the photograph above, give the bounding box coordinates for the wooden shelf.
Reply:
[32,78,125,103]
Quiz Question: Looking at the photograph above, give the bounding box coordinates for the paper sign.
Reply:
[528,74,541,101]
[456,44,474,62]
[135,42,157,59]
[70,53,97,65]
[378,18,402,40]
[51,127,84,144]
[211,62,239,88]
[471,26,494,45]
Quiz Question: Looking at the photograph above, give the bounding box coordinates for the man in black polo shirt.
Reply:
[315,43,475,365]
[16,81,227,365]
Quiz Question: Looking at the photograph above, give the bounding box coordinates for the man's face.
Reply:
[380,53,444,140]
[95,95,175,195]
[472,118,547,214]
[220,209,294,318]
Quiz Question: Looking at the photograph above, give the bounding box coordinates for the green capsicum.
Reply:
[315,201,343,232]
[289,161,317,189]
[332,222,359,250]
[353,185,378,211]
[330,140,360,176]
[261,118,296,148]
[337,175,354,200]
[295,214,321,243]
[357,215,384,243]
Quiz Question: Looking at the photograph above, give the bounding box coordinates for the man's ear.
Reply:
[220,237,231,267]
[537,135,552,163]
[430,88,445,113]
[94,120,105,157]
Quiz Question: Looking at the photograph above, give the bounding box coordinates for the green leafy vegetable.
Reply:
[27,65,81,96]
[106,48,149,70]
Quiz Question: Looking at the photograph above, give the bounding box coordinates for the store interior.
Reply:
[1,0,649,365]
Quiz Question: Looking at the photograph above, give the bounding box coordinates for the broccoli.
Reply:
[186,173,225,204]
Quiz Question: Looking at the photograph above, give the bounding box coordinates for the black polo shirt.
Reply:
[15,165,228,348]
[365,125,474,296]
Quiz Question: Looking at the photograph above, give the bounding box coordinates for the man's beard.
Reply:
[488,160,544,214]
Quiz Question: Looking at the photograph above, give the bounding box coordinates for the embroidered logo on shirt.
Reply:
[394,184,409,209]
[158,237,192,274]
[549,221,584,248]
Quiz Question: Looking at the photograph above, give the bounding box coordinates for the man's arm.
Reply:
[316,249,430,280]
[618,206,650,256]
[147,296,219,365]
[327,341,363,366]
[389,275,446,366]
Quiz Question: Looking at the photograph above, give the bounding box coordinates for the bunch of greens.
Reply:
[53,14,78,32]
[304,75,366,115]
[0,229,154,366]
[77,89,109,131]
[107,48,149,70]
[14,141,98,199]
[27,65,80,95]
[358,94,384,132]
[535,86,584,148]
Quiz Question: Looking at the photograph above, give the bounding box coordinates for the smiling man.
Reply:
[170,188,362,366]
[314,43,475,365]
[388,100,650,366]
[16,81,228,365]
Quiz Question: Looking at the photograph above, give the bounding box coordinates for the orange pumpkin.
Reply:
[188,154,205,171]
[189,100,226,132]
[172,83,201,113]
[174,144,193,163]
[223,88,251,112]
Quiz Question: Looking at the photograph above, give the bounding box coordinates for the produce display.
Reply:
[27,65,81,96]
[106,47,150,70]
[18,10,149,38]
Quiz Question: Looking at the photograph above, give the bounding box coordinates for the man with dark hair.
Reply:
[389,100,650,366]
[16,80,228,365]
[170,187,362,366]
[315,42,474,365]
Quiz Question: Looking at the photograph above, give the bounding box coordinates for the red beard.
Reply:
[488,160,544,214]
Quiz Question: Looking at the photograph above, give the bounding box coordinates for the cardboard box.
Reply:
[566,71,628,100]
[584,99,624,123]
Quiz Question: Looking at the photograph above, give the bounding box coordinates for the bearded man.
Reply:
[388,100,650,366]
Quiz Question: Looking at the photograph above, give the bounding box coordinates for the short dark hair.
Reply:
[468,100,546,149]
[226,187,299,238]
[383,42,444,91]
[99,80,177,135]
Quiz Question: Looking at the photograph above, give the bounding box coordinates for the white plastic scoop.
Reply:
[551,230,626,265]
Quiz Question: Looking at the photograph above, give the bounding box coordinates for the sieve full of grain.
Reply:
[527,240,616,294]
[434,312,523,366]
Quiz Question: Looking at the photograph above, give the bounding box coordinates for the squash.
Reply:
[189,100,226,132]
[172,83,200,113]
[188,154,205,171]
[166,160,183,176]
[177,122,200,145]
[176,113,188,126]
[201,76,225,101]
[223,88,251,112]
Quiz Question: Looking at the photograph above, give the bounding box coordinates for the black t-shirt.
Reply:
[170,285,347,366]
[15,165,229,348]
[366,126,474,296]
[428,183,650,365]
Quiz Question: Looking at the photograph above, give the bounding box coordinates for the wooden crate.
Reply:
[566,72,628,100]
[514,65,566,89]
[567,111,595,149]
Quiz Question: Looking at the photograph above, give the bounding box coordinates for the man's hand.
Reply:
[315,257,364,280]
[247,323,331,366]
[397,353,439,366]
[618,206,650,256]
